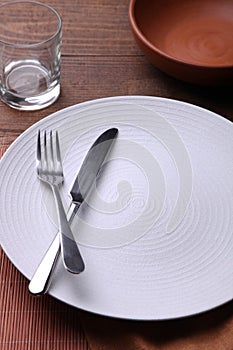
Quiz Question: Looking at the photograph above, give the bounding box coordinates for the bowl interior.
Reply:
[132,0,233,67]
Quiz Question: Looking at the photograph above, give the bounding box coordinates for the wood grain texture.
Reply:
[0,0,233,349]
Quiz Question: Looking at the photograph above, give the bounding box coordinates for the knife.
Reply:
[29,128,118,295]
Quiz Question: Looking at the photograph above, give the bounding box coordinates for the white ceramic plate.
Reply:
[1,96,233,320]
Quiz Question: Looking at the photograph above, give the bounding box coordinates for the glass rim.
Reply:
[0,0,62,47]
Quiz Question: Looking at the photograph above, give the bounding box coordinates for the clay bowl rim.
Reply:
[129,0,233,70]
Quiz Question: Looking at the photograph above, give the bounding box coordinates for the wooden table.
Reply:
[1,1,233,349]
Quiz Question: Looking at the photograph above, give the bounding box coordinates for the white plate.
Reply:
[1,96,233,320]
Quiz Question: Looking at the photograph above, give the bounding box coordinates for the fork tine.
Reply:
[55,131,63,172]
[37,130,41,162]
[49,130,54,164]
[43,130,48,169]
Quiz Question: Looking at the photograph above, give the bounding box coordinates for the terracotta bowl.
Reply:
[129,0,233,86]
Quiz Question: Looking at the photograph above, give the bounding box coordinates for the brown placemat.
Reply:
[0,248,90,350]
[78,302,233,350]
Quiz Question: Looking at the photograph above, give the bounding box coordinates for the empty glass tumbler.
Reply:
[0,1,62,110]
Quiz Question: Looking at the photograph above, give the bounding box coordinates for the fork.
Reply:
[37,130,84,273]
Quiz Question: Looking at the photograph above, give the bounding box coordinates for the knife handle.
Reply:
[28,233,60,295]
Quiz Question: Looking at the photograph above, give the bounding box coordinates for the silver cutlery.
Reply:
[29,128,118,295]
[36,130,84,274]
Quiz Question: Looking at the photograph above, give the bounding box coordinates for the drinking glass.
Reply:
[0,1,62,110]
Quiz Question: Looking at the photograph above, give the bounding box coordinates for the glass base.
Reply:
[0,59,60,110]
[0,84,60,110]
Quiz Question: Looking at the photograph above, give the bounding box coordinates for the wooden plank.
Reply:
[0,55,232,143]
[51,0,138,56]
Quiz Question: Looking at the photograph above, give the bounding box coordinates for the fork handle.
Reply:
[28,233,60,295]
[52,185,85,274]
[29,202,84,295]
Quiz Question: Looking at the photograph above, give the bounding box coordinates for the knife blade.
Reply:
[29,128,118,295]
